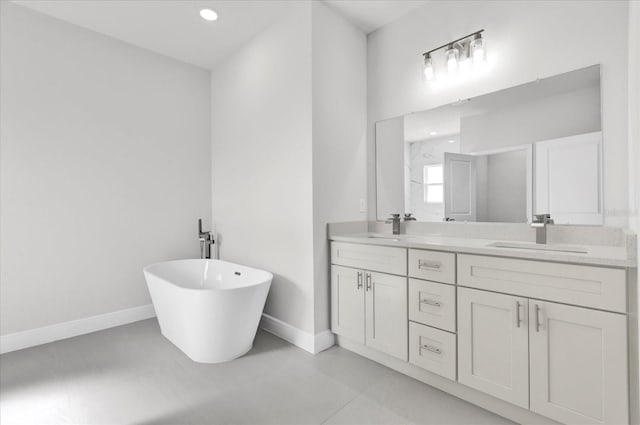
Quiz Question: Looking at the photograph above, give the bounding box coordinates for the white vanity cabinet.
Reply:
[457,254,629,425]
[457,287,530,409]
[365,271,408,360]
[330,240,633,425]
[330,245,408,361]
[529,301,628,425]
[331,265,365,344]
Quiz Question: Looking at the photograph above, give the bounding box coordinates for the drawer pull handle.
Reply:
[418,260,441,270]
[535,304,542,332]
[516,301,522,328]
[366,273,372,291]
[420,344,442,355]
[420,298,441,307]
[357,272,363,290]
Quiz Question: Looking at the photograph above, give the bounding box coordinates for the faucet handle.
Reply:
[403,213,416,221]
[533,214,553,224]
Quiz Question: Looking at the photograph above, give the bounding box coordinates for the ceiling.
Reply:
[11,0,299,70]
[11,0,429,70]
[323,0,429,34]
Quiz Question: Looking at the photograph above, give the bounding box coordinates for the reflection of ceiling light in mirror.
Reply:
[200,8,218,21]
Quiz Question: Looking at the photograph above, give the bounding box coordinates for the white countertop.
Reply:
[330,233,636,268]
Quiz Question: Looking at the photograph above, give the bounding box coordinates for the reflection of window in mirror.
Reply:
[423,164,444,203]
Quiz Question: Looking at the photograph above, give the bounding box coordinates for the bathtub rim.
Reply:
[143,258,273,292]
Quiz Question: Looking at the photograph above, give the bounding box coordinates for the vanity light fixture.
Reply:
[422,30,486,81]
[423,53,435,81]
[471,32,486,65]
[446,45,459,74]
[199,8,218,21]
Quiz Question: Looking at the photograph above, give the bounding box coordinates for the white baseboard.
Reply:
[259,313,335,354]
[0,304,156,354]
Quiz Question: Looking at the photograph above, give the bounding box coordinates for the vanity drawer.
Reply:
[457,254,627,313]
[331,242,407,275]
[408,279,456,332]
[408,249,455,284]
[409,321,456,381]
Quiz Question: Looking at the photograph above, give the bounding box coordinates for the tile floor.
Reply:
[0,319,514,425]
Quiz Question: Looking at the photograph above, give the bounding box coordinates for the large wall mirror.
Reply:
[375,65,602,225]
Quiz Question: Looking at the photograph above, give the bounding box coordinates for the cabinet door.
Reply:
[331,266,364,344]
[365,271,408,361]
[457,287,529,408]
[529,301,628,425]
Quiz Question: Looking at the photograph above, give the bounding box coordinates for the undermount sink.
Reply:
[488,241,588,254]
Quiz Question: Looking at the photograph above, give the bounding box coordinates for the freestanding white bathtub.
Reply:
[143,259,273,363]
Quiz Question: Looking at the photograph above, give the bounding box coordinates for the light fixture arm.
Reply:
[422,29,485,58]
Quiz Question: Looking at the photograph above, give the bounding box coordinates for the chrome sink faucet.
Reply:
[386,214,401,235]
[531,214,554,244]
[198,218,215,259]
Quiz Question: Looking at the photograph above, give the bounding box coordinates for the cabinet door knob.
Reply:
[534,304,542,332]
[365,273,372,291]
[357,271,363,290]
[516,301,522,328]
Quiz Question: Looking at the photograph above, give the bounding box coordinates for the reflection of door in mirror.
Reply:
[534,132,603,225]
[444,153,476,222]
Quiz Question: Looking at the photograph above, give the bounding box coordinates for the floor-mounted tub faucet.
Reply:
[198,218,215,259]
[531,214,554,244]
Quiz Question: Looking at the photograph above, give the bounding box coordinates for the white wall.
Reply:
[311,1,367,333]
[210,3,315,333]
[628,4,640,421]
[367,0,629,226]
[210,1,365,338]
[630,2,640,234]
[0,3,211,335]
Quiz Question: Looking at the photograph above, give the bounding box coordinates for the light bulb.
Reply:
[471,34,486,65]
[446,46,459,74]
[423,54,435,81]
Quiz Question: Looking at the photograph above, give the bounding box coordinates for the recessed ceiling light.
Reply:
[429,131,438,136]
[200,8,218,21]
[448,139,455,144]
